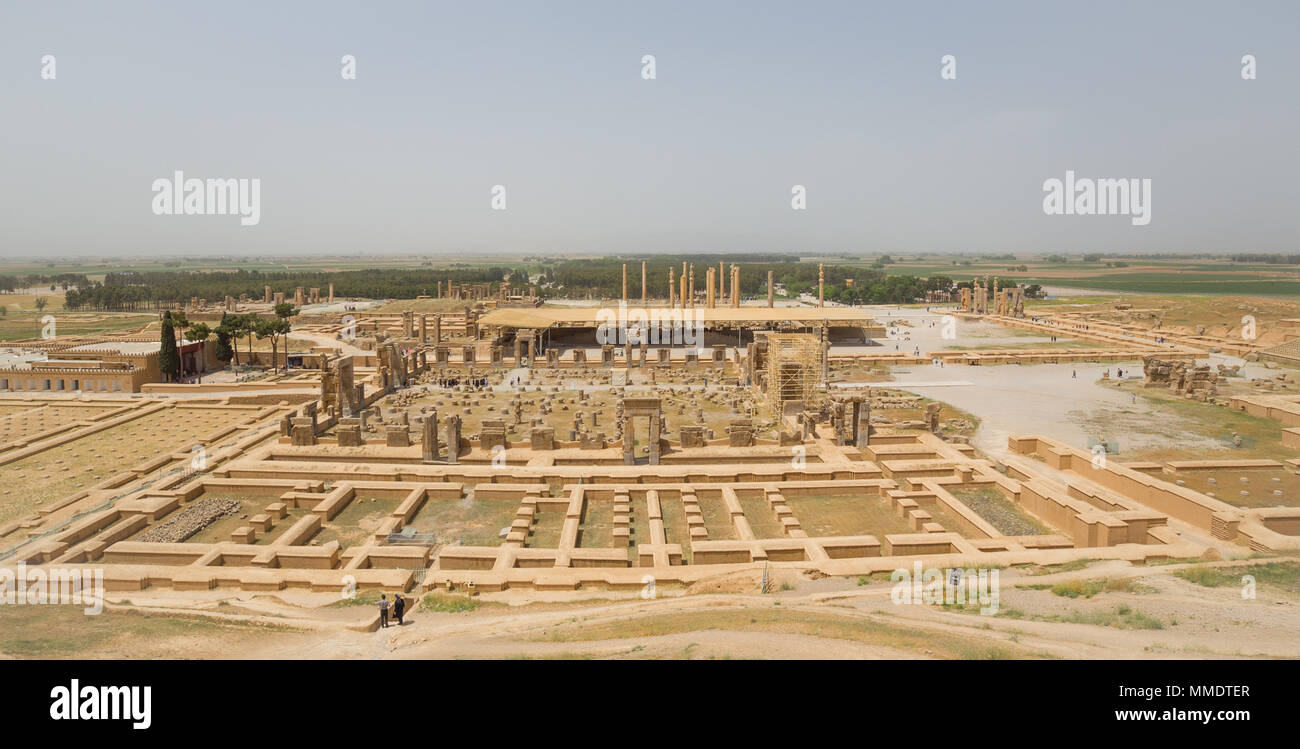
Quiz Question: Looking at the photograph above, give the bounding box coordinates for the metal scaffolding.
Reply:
[761,332,823,414]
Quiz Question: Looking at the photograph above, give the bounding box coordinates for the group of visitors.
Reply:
[434,377,490,389]
[377,593,407,628]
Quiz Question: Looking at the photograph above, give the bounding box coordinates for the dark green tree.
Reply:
[159,311,180,382]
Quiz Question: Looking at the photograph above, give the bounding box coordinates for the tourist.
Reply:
[1072,369,1076,379]
[378,594,390,628]
[393,593,406,625]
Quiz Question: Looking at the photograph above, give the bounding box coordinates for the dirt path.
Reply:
[219,560,1299,660]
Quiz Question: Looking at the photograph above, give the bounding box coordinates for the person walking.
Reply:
[377,594,390,628]
[393,593,406,626]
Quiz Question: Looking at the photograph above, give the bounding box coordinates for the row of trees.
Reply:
[0,273,91,294]
[61,255,1051,316]
[66,268,515,311]
[158,303,297,382]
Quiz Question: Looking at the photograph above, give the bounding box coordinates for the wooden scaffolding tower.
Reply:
[762,332,823,414]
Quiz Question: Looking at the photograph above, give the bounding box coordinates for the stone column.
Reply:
[444,415,461,464]
[732,266,740,307]
[422,410,440,461]
[419,314,427,344]
[818,264,825,307]
[855,397,871,448]
[432,314,442,344]
[821,329,830,385]
[649,410,661,465]
[768,270,775,307]
[706,267,716,308]
[622,414,635,465]
[668,268,675,307]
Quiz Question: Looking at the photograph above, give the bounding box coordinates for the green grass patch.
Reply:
[420,593,482,613]
[1050,577,1153,598]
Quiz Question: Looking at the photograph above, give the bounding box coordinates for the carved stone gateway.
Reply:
[621,397,663,465]
[334,356,357,416]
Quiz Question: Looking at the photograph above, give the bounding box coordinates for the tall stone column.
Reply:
[622,415,635,465]
[855,397,871,448]
[420,314,427,343]
[669,268,675,307]
[444,415,461,464]
[706,268,716,308]
[768,270,775,307]
[688,265,695,308]
[821,328,830,385]
[731,266,740,307]
[649,411,661,465]
[422,410,441,461]
[818,264,825,307]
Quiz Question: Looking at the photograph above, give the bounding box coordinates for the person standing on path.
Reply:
[378,594,390,628]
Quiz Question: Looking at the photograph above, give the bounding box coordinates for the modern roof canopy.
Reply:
[478,306,877,330]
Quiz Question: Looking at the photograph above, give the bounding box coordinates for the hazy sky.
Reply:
[1,1,1296,257]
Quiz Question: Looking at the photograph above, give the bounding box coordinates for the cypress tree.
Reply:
[159,311,180,382]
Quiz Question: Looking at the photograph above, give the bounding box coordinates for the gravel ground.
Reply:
[138,497,241,543]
